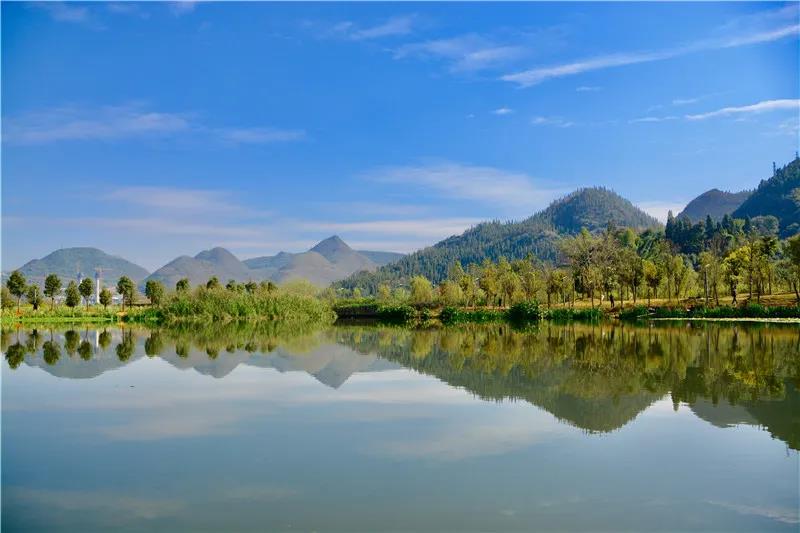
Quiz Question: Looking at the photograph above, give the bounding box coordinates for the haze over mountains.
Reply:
[12,237,403,289]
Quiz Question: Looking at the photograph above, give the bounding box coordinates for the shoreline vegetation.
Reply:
[4,227,800,326]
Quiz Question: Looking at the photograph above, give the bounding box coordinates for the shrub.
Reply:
[506,301,543,323]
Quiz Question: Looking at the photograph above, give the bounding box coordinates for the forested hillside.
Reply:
[678,189,751,222]
[336,188,661,293]
[733,157,800,237]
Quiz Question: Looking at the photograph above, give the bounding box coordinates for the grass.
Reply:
[619,303,800,321]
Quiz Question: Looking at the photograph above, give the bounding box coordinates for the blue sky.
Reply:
[2,1,798,271]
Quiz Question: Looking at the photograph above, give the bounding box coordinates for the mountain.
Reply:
[732,157,800,237]
[146,247,253,289]
[14,247,149,286]
[146,236,404,289]
[357,250,405,265]
[677,188,751,223]
[337,187,661,292]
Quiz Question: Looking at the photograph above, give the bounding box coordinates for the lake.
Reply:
[2,321,798,532]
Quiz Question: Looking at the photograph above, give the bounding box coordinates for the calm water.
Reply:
[2,321,799,532]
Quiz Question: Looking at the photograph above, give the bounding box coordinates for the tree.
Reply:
[260,280,277,293]
[44,274,62,310]
[206,277,220,290]
[176,278,190,292]
[244,281,258,294]
[377,283,392,301]
[410,275,434,305]
[116,276,135,311]
[643,260,661,306]
[145,280,165,305]
[99,288,112,309]
[64,281,80,310]
[723,249,746,305]
[6,270,26,312]
[79,277,94,310]
[26,285,42,311]
[1,287,14,311]
[438,280,463,306]
[545,268,566,308]
[352,288,362,299]
[781,235,800,302]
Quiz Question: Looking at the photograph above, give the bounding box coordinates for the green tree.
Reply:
[116,276,135,310]
[783,235,800,302]
[99,288,112,309]
[176,278,190,292]
[144,280,165,305]
[1,287,14,311]
[438,280,463,306]
[79,277,94,310]
[44,274,62,310]
[723,248,747,304]
[206,277,220,290]
[6,270,26,312]
[244,281,258,294]
[377,283,392,302]
[26,285,43,311]
[410,275,434,305]
[642,259,661,306]
[64,281,80,310]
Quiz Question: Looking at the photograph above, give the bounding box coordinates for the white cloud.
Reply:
[364,161,560,208]
[33,2,91,23]
[325,15,417,41]
[685,99,800,120]
[3,104,189,144]
[300,218,482,239]
[576,86,602,92]
[3,104,304,145]
[105,186,247,214]
[628,115,679,124]
[531,116,574,128]
[502,23,799,87]
[395,34,526,72]
[492,107,514,115]
[169,1,197,16]
[672,97,701,106]
[220,127,306,144]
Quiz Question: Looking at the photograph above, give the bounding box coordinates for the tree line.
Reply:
[333,225,800,309]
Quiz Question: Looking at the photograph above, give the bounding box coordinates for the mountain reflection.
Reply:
[3,321,799,448]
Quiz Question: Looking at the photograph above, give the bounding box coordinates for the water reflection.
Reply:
[3,322,799,449]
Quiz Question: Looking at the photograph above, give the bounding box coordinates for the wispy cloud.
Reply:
[219,127,306,144]
[672,97,700,106]
[685,99,800,120]
[629,115,679,124]
[502,22,799,87]
[3,104,305,145]
[364,161,561,208]
[326,15,417,41]
[395,34,526,73]
[300,218,483,239]
[531,116,574,128]
[33,2,91,23]
[492,107,514,115]
[105,186,254,215]
[3,104,189,144]
[576,86,602,92]
[169,1,197,16]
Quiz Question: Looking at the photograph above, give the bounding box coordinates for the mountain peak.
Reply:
[310,235,352,256]
[194,247,238,263]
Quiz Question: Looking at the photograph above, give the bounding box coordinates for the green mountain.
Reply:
[677,188,751,223]
[14,247,149,286]
[337,187,661,292]
[732,157,800,237]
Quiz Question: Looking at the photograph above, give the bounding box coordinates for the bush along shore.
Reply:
[333,299,606,325]
[618,303,800,321]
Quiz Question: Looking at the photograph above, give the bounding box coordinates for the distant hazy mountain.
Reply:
[146,247,252,289]
[337,187,661,292]
[145,236,403,289]
[14,247,149,286]
[357,250,405,265]
[677,189,751,223]
[732,157,800,237]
